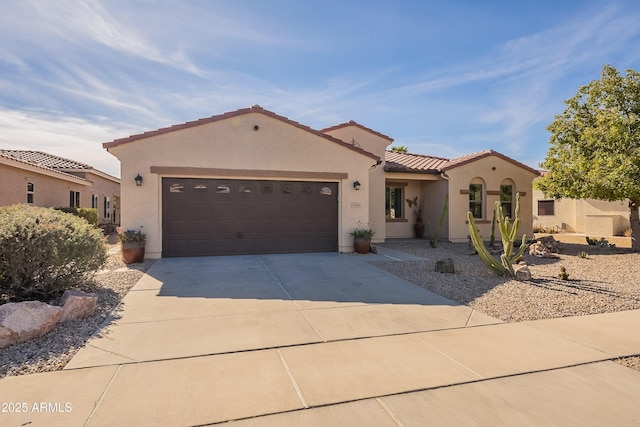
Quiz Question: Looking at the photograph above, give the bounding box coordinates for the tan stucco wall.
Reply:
[383,173,448,240]
[532,188,630,236]
[421,180,449,241]
[445,156,537,243]
[108,113,377,258]
[0,162,90,208]
[68,171,121,224]
[88,173,120,224]
[322,125,391,242]
[385,180,421,238]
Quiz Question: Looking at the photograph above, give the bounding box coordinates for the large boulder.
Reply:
[0,301,62,348]
[60,290,97,322]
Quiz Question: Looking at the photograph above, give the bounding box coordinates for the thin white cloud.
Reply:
[2,0,201,75]
[381,2,640,158]
[0,109,126,177]
[392,3,639,97]
[1,0,638,174]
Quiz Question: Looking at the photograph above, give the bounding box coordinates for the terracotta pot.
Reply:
[122,241,145,264]
[353,237,371,254]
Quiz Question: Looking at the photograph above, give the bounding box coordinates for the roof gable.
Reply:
[321,120,394,142]
[103,105,380,161]
[442,149,540,175]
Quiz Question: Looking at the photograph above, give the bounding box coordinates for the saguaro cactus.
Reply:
[468,192,527,277]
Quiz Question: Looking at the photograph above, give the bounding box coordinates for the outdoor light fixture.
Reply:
[353,180,361,190]
[134,174,143,186]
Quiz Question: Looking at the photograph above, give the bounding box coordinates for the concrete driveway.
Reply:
[66,251,500,367]
[3,249,640,426]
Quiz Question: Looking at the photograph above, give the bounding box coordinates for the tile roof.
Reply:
[385,149,540,176]
[103,105,380,161]
[0,150,90,182]
[0,150,92,170]
[442,149,540,175]
[384,150,449,174]
[321,120,394,142]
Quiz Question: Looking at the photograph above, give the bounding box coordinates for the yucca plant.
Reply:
[468,192,527,277]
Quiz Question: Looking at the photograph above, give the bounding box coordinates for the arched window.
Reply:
[469,178,485,219]
[500,179,515,218]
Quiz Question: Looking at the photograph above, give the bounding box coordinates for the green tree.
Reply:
[391,145,408,153]
[537,64,640,250]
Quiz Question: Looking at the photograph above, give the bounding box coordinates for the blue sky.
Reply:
[1,0,640,178]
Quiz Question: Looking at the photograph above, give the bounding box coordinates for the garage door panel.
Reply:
[162,178,338,257]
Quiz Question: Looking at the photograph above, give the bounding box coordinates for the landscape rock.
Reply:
[515,264,532,281]
[435,258,455,274]
[529,241,559,258]
[0,327,11,349]
[536,236,563,253]
[60,290,98,322]
[0,301,62,348]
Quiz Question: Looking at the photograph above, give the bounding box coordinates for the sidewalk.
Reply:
[1,254,639,426]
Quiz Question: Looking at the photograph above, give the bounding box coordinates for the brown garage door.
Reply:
[162,178,338,257]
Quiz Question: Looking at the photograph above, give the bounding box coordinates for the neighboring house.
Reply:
[532,187,630,236]
[0,150,121,225]
[103,105,539,258]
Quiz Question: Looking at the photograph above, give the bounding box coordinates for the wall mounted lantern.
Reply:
[353,180,361,190]
[134,174,143,186]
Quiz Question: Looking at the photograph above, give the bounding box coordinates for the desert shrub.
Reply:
[55,207,99,227]
[586,236,616,248]
[533,224,562,234]
[0,205,107,302]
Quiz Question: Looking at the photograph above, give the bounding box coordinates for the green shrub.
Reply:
[349,223,375,239]
[0,205,107,302]
[117,228,146,243]
[55,207,99,227]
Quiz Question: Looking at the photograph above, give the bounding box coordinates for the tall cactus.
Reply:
[430,195,448,248]
[468,193,527,277]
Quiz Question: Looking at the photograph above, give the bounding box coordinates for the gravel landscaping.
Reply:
[1,236,638,377]
[0,244,154,379]
[374,239,640,372]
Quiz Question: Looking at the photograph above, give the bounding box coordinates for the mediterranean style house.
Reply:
[0,150,121,225]
[103,105,539,258]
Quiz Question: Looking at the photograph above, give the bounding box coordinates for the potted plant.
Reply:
[117,227,146,264]
[349,224,375,254]
[406,196,424,238]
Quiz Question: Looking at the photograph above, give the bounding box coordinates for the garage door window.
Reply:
[194,184,207,192]
[239,185,252,193]
[261,184,273,194]
[320,187,332,196]
[281,184,294,194]
[170,184,184,193]
[217,185,230,193]
[302,185,313,195]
